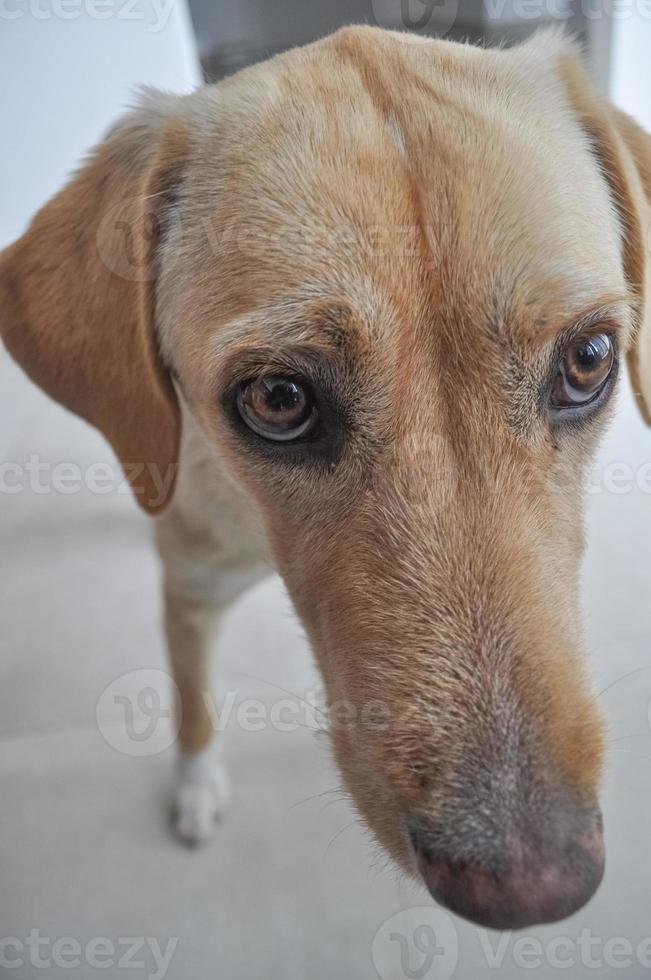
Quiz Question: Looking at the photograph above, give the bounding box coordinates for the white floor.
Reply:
[2,343,651,980]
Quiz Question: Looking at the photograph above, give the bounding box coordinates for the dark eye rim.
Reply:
[236,376,319,443]
[547,330,619,426]
[220,365,349,467]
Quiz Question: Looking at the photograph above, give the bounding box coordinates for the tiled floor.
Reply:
[2,344,651,979]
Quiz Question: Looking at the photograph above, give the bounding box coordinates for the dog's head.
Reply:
[2,27,651,928]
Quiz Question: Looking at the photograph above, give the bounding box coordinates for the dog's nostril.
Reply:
[411,811,605,930]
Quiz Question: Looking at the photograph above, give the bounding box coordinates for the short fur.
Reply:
[2,26,651,918]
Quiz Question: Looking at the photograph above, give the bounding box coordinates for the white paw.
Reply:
[172,746,230,846]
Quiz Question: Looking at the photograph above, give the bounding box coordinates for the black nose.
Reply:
[411,811,605,930]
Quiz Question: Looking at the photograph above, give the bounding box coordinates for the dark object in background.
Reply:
[191,0,599,83]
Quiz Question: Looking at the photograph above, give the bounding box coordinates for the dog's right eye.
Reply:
[236,376,317,442]
[550,333,615,410]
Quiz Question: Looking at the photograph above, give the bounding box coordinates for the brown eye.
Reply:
[551,333,614,409]
[237,375,316,441]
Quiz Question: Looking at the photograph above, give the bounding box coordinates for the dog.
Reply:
[1,25,650,930]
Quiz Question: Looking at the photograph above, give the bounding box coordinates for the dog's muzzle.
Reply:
[409,805,605,929]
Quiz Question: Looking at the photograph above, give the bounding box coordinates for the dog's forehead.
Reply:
[179,28,625,354]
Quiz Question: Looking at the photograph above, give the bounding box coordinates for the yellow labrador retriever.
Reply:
[2,26,650,930]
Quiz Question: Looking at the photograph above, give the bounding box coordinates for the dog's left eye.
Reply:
[236,375,317,441]
[551,333,614,409]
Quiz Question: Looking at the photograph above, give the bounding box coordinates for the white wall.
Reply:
[610,10,651,125]
[0,0,201,247]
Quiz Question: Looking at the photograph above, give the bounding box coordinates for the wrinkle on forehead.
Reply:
[162,28,628,380]
[247,40,617,308]
[205,277,401,360]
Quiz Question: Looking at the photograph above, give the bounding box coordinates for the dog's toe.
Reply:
[172,747,230,846]
[173,783,225,846]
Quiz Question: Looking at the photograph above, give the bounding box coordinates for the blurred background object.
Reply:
[191,0,610,88]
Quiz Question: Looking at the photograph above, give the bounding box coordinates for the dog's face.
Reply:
[2,27,651,928]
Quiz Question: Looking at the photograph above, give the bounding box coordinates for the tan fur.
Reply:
[560,56,651,426]
[2,27,651,896]
[0,103,187,513]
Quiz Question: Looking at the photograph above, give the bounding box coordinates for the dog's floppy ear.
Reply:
[0,99,187,513]
[610,107,651,424]
[561,55,651,425]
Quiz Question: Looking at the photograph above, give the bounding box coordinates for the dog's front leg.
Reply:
[154,422,269,845]
[160,578,230,845]
[156,520,267,844]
